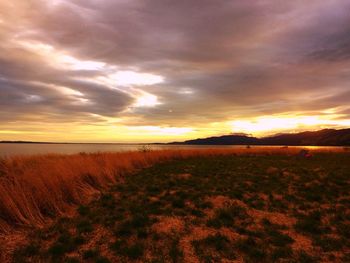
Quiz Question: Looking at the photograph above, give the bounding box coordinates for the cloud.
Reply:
[1,0,350,141]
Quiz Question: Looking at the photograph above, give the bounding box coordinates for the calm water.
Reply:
[0,143,176,157]
[0,143,345,157]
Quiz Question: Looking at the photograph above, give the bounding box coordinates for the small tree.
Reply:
[138,145,152,153]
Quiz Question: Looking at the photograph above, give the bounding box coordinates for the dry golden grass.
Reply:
[0,147,344,232]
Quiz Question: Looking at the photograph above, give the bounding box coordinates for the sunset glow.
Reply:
[1,0,350,142]
[231,115,350,136]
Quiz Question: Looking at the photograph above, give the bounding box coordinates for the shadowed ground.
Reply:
[9,153,350,262]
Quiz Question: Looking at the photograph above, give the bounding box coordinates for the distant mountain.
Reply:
[260,129,350,146]
[170,135,259,145]
[169,128,350,146]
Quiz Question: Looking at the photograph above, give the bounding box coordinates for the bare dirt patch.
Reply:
[180,226,217,263]
[207,195,247,209]
[152,216,185,234]
[248,209,296,227]
[176,173,192,180]
[266,166,279,174]
[286,230,313,252]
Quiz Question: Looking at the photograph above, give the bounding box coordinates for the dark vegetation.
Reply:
[9,152,350,262]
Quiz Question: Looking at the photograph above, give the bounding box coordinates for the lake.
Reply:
[0,143,346,157]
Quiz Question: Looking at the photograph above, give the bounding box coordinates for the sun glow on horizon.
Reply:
[230,115,350,136]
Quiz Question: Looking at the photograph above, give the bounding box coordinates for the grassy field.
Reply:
[0,149,244,231]
[4,150,349,262]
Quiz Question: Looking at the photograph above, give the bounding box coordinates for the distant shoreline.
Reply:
[1,141,349,147]
[0,141,148,145]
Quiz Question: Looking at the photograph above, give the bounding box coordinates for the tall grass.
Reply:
[0,147,343,232]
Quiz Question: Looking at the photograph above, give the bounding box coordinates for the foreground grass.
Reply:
[0,149,249,230]
[8,152,350,262]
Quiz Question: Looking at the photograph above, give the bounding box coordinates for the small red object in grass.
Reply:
[305,153,313,158]
[298,149,312,158]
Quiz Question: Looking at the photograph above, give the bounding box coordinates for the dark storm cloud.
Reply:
[1,0,350,134]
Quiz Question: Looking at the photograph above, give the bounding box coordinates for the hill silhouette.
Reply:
[169,128,350,146]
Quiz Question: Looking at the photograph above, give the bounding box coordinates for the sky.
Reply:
[1,0,350,143]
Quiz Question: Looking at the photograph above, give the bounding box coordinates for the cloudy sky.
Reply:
[1,0,350,142]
